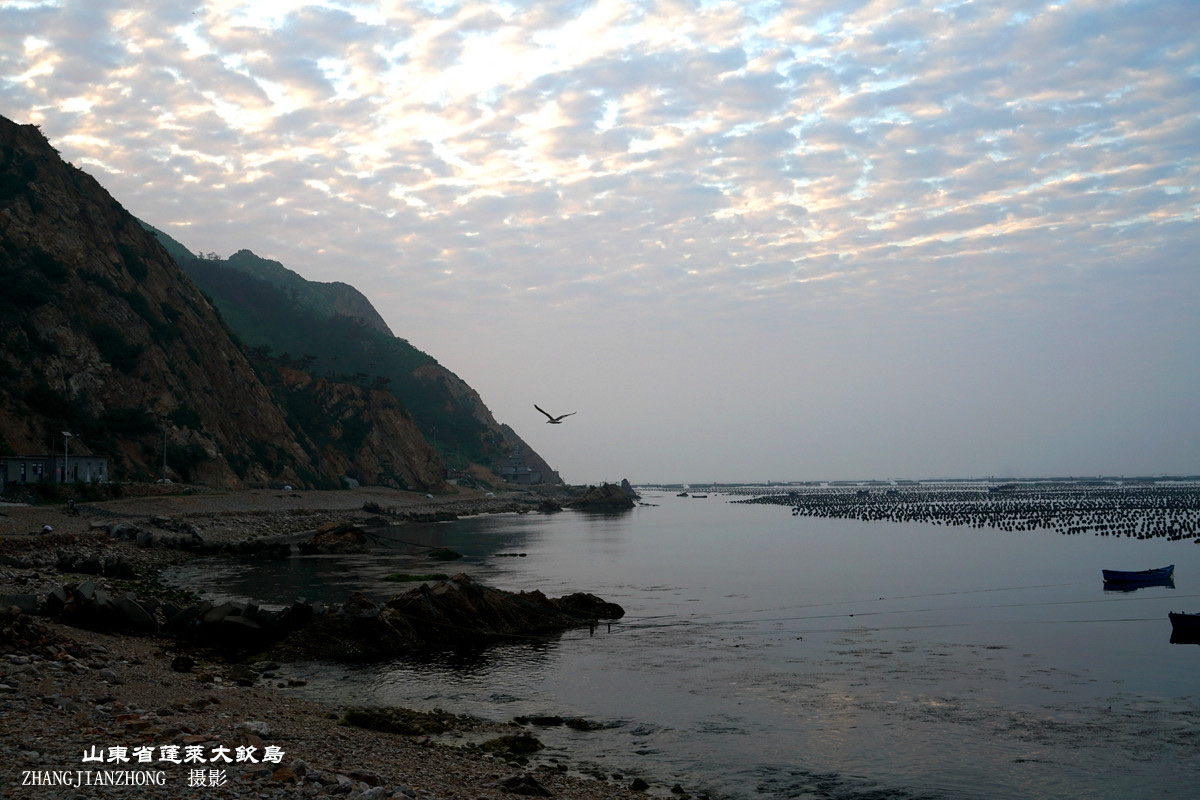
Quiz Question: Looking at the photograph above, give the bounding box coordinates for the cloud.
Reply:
[2,0,1198,479]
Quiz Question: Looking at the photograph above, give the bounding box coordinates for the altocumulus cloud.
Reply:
[1,0,1198,481]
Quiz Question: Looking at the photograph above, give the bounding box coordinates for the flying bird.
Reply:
[535,404,576,424]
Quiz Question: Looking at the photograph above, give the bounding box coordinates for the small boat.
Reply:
[1169,612,1200,645]
[1102,565,1174,583]
[691,494,708,498]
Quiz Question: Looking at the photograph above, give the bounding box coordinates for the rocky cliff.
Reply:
[165,236,561,485]
[271,368,444,491]
[0,117,306,486]
[411,363,559,481]
[0,116,446,490]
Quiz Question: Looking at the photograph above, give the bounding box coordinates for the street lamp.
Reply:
[61,431,74,484]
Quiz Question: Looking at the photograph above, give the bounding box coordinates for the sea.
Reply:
[165,487,1200,800]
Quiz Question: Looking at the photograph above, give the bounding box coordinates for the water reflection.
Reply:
[171,492,1200,800]
[1168,612,1200,645]
[1103,575,1175,593]
[383,638,560,677]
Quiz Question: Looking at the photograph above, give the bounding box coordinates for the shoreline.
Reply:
[0,486,661,800]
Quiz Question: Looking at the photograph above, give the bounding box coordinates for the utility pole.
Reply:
[61,431,74,484]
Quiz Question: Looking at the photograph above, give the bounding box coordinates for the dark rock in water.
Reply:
[427,547,463,561]
[515,715,565,727]
[620,478,640,500]
[385,574,622,641]
[340,592,380,619]
[342,706,470,736]
[630,777,650,791]
[565,717,605,731]
[481,733,544,757]
[567,483,636,510]
[299,521,369,554]
[555,592,625,620]
[264,573,623,662]
[34,566,620,663]
[171,655,196,673]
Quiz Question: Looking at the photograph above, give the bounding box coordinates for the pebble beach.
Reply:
[0,487,650,800]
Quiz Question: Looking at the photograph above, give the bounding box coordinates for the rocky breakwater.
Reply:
[266,574,625,662]
[2,568,625,665]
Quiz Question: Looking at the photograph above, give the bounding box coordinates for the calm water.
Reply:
[167,490,1200,799]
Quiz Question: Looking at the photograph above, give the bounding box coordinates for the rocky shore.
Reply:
[0,486,659,800]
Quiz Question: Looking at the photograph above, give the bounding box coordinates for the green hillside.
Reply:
[144,226,528,474]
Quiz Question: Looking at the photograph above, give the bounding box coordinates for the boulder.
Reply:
[555,592,625,621]
[202,601,241,625]
[340,592,380,619]
[116,593,157,632]
[300,521,369,554]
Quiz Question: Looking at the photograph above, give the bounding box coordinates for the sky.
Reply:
[2,0,1198,484]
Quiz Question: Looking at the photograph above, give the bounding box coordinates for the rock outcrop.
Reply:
[0,115,447,490]
[172,236,563,487]
[298,521,370,554]
[411,363,561,483]
[273,368,446,492]
[567,483,638,510]
[7,571,624,663]
[0,117,310,487]
[268,573,624,661]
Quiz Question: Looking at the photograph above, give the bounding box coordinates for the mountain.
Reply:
[0,115,446,491]
[149,236,559,485]
[145,229,393,338]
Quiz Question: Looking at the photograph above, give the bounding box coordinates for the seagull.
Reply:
[535,404,576,424]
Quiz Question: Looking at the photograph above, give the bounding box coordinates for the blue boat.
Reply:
[1102,565,1174,588]
[1102,564,1173,582]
